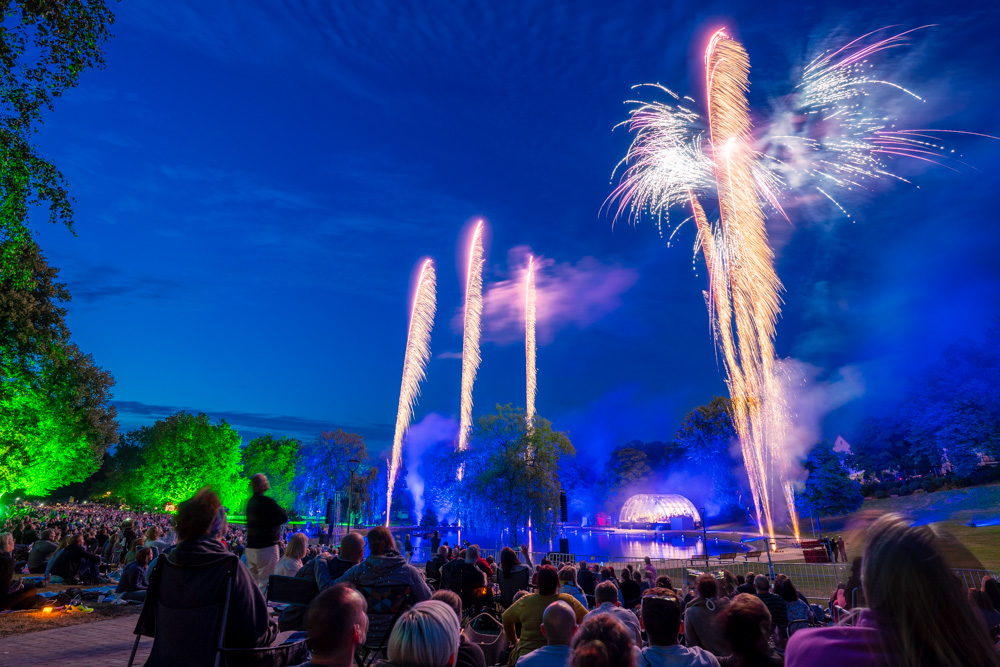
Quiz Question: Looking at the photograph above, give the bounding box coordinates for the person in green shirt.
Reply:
[502,564,588,665]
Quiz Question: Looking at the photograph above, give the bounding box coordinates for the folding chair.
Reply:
[129,553,308,667]
[268,574,319,632]
[356,583,415,667]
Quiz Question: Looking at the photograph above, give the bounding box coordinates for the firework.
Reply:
[458,220,486,464]
[525,255,537,430]
[385,259,437,525]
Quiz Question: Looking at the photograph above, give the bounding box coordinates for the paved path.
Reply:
[0,616,151,667]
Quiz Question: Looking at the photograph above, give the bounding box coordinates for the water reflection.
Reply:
[401,527,745,560]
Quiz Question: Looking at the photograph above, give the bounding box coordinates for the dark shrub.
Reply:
[874,487,888,499]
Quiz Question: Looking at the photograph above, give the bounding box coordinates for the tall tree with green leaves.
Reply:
[675,396,741,511]
[433,404,574,543]
[118,412,245,510]
[293,429,368,515]
[241,434,301,511]
[1,0,115,281]
[0,241,117,499]
[797,440,863,518]
[600,446,653,512]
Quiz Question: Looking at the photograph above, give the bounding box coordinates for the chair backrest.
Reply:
[137,553,239,667]
[267,574,318,606]
[358,583,415,652]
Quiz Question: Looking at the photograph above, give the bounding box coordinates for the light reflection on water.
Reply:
[400,527,747,560]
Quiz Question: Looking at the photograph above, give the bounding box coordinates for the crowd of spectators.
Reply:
[4,480,1000,667]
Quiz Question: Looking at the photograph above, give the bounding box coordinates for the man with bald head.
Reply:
[517,601,578,667]
[296,584,368,667]
[245,473,288,590]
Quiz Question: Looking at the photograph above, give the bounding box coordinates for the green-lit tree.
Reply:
[0,241,117,499]
[797,440,863,518]
[433,404,574,543]
[241,434,301,512]
[118,412,245,510]
[1,0,116,283]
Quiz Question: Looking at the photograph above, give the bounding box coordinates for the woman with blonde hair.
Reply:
[387,599,460,667]
[274,532,308,577]
[786,513,999,667]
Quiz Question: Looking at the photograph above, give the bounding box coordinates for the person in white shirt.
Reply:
[518,600,577,667]
[638,588,719,667]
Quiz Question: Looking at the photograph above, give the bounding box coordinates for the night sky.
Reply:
[29,0,1000,465]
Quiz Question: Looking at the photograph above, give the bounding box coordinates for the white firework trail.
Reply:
[457,220,486,468]
[385,259,438,525]
[525,255,537,431]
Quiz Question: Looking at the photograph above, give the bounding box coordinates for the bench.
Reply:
[687,554,712,566]
[744,550,764,561]
[718,553,738,563]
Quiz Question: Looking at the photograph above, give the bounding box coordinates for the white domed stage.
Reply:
[618,493,701,530]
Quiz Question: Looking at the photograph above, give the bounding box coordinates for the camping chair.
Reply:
[128,553,308,667]
[356,583,415,667]
[268,574,319,632]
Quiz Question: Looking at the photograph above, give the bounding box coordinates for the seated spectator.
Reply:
[26,529,59,574]
[333,526,432,648]
[276,532,309,577]
[386,600,460,667]
[296,584,367,667]
[684,574,732,657]
[599,568,625,605]
[655,575,675,592]
[639,587,719,667]
[585,580,641,645]
[752,576,787,633]
[716,594,781,667]
[640,570,653,594]
[503,565,589,664]
[447,545,488,607]
[577,561,596,598]
[620,569,641,608]
[498,545,532,607]
[49,533,102,583]
[558,566,588,609]
[785,514,1000,667]
[718,571,737,599]
[426,546,449,590]
[775,576,812,636]
[125,536,146,564]
[519,600,578,667]
[141,488,278,650]
[0,532,37,611]
[735,572,755,595]
[117,547,152,602]
[431,589,487,667]
[844,556,864,609]
[145,525,174,556]
[969,588,1000,630]
[570,613,635,667]
[982,576,1000,614]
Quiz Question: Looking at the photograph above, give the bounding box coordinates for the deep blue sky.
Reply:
[29,0,1000,465]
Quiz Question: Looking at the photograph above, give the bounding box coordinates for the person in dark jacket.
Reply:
[49,534,102,583]
[278,532,365,631]
[0,532,38,611]
[27,529,59,574]
[141,488,278,650]
[117,547,152,602]
[577,561,597,597]
[245,473,288,591]
[426,545,449,590]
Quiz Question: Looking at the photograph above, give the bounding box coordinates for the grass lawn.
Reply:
[0,602,141,638]
[767,483,1000,570]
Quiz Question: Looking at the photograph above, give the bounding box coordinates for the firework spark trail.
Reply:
[457,221,486,469]
[525,255,537,430]
[385,259,438,525]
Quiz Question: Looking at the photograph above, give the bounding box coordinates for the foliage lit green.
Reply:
[241,434,301,511]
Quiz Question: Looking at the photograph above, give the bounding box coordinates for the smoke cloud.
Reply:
[458,245,639,346]
[404,412,459,520]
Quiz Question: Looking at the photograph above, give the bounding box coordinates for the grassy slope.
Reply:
[783,483,1000,570]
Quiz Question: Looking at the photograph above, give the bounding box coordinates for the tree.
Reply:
[797,440,863,518]
[600,446,653,512]
[0,241,117,499]
[117,412,245,510]
[420,505,438,528]
[294,429,368,516]
[241,434,301,511]
[848,416,911,481]
[675,396,741,510]
[433,404,574,543]
[1,0,115,282]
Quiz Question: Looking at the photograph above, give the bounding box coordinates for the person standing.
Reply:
[431,530,441,555]
[837,536,847,563]
[405,533,414,563]
[245,474,288,591]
